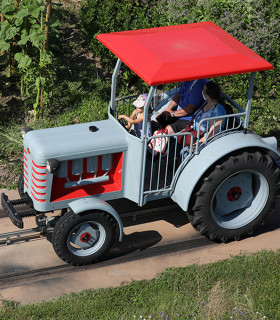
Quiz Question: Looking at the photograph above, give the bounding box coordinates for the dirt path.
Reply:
[0,189,280,305]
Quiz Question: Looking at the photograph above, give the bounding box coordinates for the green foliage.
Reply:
[80,0,280,103]
[250,99,280,138]
[1,250,280,319]
[0,124,23,188]
[0,0,59,119]
[80,0,157,72]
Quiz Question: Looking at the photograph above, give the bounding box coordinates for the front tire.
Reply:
[52,210,116,265]
[189,150,280,242]
[18,171,33,207]
[18,171,28,199]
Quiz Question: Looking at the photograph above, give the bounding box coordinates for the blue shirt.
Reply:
[177,79,208,121]
[180,103,227,160]
[194,103,227,131]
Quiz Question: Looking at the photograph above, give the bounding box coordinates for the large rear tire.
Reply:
[52,210,116,265]
[189,150,280,242]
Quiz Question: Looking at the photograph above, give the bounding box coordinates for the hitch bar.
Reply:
[0,228,41,245]
[1,193,37,229]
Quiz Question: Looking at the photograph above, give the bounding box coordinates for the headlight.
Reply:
[21,127,34,139]
[46,159,60,174]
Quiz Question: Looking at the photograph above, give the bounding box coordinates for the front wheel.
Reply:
[52,210,116,265]
[18,171,28,199]
[189,150,280,242]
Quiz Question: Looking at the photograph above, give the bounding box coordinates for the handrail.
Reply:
[142,111,244,199]
[195,112,245,154]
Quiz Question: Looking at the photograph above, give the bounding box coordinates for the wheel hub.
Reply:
[211,170,269,229]
[69,222,101,253]
[80,232,92,243]
[212,172,254,218]
[227,186,242,201]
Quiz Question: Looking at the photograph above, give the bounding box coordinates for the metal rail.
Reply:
[0,237,214,289]
[0,203,179,246]
[0,227,42,245]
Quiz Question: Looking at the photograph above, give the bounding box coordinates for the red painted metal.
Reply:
[31,192,46,202]
[32,173,47,183]
[32,161,47,169]
[50,153,123,202]
[32,181,46,190]
[227,186,242,202]
[97,21,273,85]
[32,167,47,176]
[31,185,47,196]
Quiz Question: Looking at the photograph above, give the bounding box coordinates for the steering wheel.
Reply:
[119,118,128,130]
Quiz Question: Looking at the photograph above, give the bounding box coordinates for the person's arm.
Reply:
[199,105,226,143]
[173,80,205,117]
[118,110,143,130]
[165,93,180,111]
[170,103,196,117]
[198,119,222,144]
[156,93,180,119]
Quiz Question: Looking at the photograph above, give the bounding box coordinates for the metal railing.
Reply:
[112,84,180,120]
[111,86,247,200]
[143,111,245,196]
[144,131,194,194]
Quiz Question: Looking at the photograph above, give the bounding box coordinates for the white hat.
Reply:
[133,94,148,108]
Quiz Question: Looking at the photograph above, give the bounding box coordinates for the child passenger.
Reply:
[118,94,152,138]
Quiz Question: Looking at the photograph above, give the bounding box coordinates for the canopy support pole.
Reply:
[139,86,156,206]
[243,72,255,133]
[110,58,122,115]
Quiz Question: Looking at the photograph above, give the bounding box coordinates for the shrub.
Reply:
[80,0,158,72]
[0,0,60,119]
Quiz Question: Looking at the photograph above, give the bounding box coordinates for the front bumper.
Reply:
[1,193,37,229]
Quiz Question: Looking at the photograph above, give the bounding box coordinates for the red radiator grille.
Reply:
[31,160,47,202]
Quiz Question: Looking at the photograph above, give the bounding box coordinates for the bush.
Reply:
[0,0,60,119]
[80,0,158,72]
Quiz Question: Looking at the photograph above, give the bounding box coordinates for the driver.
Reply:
[118,94,152,138]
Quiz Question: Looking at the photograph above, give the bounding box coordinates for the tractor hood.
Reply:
[23,119,128,164]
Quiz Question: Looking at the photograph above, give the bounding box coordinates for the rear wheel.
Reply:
[189,150,280,242]
[52,210,116,265]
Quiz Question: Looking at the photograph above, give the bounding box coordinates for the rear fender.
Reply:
[172,132,280,212]
[69,197,123,241]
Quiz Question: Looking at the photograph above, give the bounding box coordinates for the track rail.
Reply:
[0,236,214,289]
[0,203,217,289]
[0,204,179,246]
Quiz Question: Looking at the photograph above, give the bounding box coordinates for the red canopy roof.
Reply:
[97,21,273,86]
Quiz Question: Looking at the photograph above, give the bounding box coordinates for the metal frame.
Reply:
[110,59,122,115]
[243,72,255,131]
[109,61,258,206]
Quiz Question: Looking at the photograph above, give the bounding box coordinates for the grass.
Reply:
[1,250,279,319]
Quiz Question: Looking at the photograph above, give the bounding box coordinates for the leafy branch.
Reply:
[0,0,59,119]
